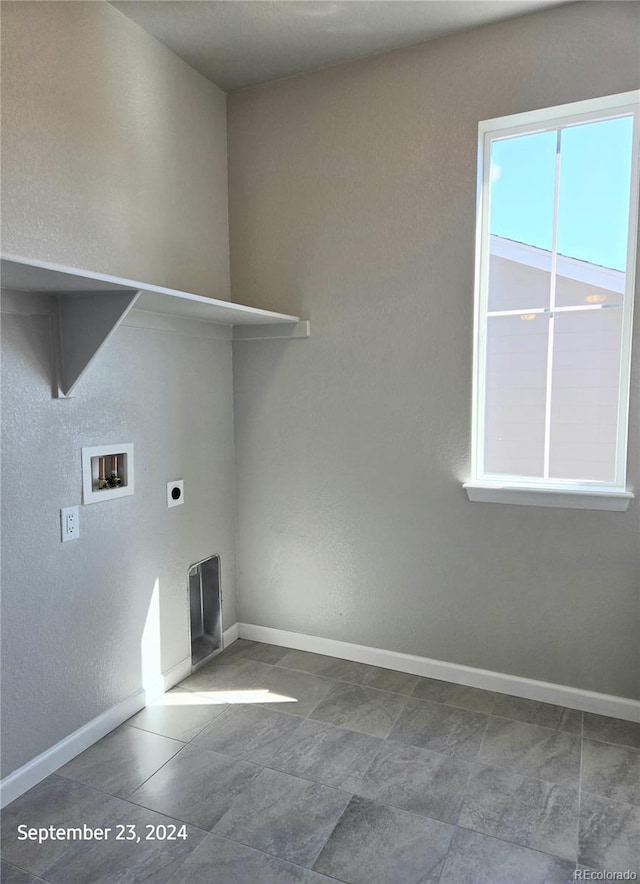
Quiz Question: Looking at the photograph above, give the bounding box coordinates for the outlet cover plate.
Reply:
[167,479,184,508]
[61,506,80,542]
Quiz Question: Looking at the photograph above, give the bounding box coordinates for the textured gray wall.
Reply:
[1,2,235,777]
[1,305,237,777]
[229,2,640,699]
[1,1,230,298]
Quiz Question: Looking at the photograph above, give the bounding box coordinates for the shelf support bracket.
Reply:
[54,290,142,397]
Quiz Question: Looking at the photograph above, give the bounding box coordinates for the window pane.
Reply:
[488,243,551,312]
[548,309,622,482]
[483,314,548,477]
[488,130,557,311]
[555,269,624,309]
[556,116,633,274]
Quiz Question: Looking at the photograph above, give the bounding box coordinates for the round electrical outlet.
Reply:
[167,480,184,508]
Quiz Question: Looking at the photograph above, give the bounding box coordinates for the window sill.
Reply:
[463,482,634,511]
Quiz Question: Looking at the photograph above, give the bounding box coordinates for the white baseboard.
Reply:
[0,651,202,810]
[237,623,640,724]
[163,657,193,693]
[223,622,239,647]
[0,688,145,809]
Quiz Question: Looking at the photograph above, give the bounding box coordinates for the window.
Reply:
[465,92,640,510]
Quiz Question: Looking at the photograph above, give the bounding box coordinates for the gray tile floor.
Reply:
[2,639,639,883]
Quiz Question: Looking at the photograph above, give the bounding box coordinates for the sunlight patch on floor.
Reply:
[204,689,298,704]
[152,689,298,707]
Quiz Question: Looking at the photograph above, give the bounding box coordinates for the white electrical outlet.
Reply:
[167,480,184,508]
[61,506,80,542]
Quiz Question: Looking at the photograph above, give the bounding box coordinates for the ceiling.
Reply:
[110,0,571,92]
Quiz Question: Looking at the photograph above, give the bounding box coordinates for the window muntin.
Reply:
[472,94,639,496]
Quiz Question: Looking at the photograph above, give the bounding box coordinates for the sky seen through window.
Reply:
[489,115,633,272]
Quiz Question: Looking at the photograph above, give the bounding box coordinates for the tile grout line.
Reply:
[48,772,212,836]
[251,762,355,798]
[206,776,355,875]
[574,731,640,752]
[381,691,412,741]
[125,697,234,744]
[184,693,307,722]
[434,835,450,884]
[452,813,579,866]
[440,757,481,882]
[1,859,54,884]
[122,767,263,831]
[475,710,493,764]
[123,721,191,742]
[307,795,355,875]
[253,650,422,700]
[279,666,419,699]
[579,786,640,811]
[488,712,583,736]
[215,831,350,883]
[447,825,581,867]
[115,741,187,798]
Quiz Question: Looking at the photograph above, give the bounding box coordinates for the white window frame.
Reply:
[464,91,640,511]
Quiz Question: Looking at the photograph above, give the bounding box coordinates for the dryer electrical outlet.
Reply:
[167,480,184,508]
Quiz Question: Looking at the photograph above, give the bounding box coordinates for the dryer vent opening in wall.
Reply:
[188,555,222,669]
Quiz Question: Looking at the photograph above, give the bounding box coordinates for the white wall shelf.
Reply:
[1,254,309,397]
